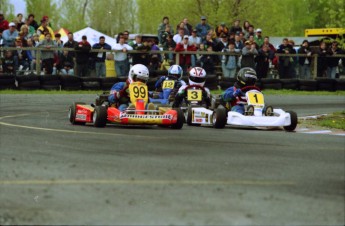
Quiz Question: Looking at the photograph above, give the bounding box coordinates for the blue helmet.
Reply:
[168,65,183,80]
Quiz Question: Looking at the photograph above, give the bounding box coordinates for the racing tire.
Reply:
[245,105,254,116]
[93,106,107,127]
[284,111,298,132]
[264,105,274,116]
[171,108,184,129]
[68,102,86,125]
[212,107,227,129]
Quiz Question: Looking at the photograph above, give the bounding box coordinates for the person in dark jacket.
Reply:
[326,41,343,79]
[63,32,78,58]
[316,41,328,77]
[92,36,111,77]
[256,44,275,80]
[74,35,91,77]
[298,40,312,79]
[276,38,295,78]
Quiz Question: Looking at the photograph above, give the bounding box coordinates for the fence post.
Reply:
[36,49,41,75]
[313,54,318,79]
[175,52,180,65]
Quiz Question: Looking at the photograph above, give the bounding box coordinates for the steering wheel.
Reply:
[241,85,261,92]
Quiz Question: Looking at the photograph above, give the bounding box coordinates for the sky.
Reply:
[9,0,26,15]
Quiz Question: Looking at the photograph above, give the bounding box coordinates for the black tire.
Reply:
[93,106,107,127]
[186,106,193,126]
[212,107,227,129]
[299,79,317,91]
[281,79,299,90]
[264,105,274,116]
[246,105,254,116]
[335,79,345,91]
[284,110,298,132]
[68,102,86,125]
[316,78,336,91]
[171,108,184,129]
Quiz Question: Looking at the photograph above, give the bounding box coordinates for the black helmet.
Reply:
[237,67,257,87]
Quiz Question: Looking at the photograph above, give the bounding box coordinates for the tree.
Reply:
[25,0,60,29]
[0,0,15,20]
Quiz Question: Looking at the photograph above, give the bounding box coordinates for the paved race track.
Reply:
[0,94,344,225]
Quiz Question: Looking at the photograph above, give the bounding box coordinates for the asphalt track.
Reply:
[0,94,344,225]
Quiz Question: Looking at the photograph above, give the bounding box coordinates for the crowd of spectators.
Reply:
[0,12,344,79]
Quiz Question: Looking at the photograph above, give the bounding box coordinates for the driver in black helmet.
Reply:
[221,67,258,114]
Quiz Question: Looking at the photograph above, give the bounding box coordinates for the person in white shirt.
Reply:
[188,29,201,49]
[113,34,133,77]
[173,28,184,44]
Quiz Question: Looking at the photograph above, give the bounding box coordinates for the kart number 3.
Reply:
[187,90,202,101]
[162,80,175,89]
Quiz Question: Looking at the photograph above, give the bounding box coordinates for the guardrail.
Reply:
[1,46,345,79]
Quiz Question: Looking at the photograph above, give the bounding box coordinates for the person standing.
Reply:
[37,33,56,74]
[241,41,258,69]
[0,12,9,33]
[92,36,112,77]
[326,41,342,79]
[113,35,133,77]
[298,40,312,79]
[2,22,18,47]
[195,16,211,41]
[74,35,91,77]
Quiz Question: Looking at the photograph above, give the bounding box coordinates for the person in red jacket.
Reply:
[174,35,197,72]
[0,12,9,33]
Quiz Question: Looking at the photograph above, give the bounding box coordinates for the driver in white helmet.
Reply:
[108,64,150,111]
[172,67,211,108]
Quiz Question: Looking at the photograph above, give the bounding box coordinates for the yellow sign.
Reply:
[187,90,202,101]
[129,82,148,107]
[247,91,264,105]
[162,80,175,89]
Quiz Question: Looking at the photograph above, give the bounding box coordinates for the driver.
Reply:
[221,67,258,114]
[155,64,186,91]
[108,64,153,111]
[172,67,211,108]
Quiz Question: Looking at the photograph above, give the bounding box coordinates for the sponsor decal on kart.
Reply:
[76,114,86,120]
[120,113,173,120]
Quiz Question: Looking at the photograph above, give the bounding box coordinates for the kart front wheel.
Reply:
[212,107,227,129]
[68,102,86,125]
[171,108,184,129]
[284,111,298,132]
[246,105,254,116]
[264,105,274,116]
[93,106,107,127]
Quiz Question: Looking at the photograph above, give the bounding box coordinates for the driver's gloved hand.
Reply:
[233,89,243,97]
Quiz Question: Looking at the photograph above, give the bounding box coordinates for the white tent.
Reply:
[61,27,117,47]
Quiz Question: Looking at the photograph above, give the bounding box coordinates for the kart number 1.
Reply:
[247,92,264,105]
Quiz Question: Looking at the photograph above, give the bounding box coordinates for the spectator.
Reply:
[245,25,255,39]
[256,44,275,80]
[15,13,25,31]
[63,32,78,59]
[162,34,176,61]
[176,21,189,36]
[173,28,184,44]
[215,22,229,38]
[195,16,211,41]
[0,12,9,33]
[203,33,217,50]
[2,50,15,74]
[288,39,297,77]
[32,33,40,46]
[27,14,39,31]
[37,32,56,74]
[160,24,172,46]
[123,30,130,43]
[157,16,174,44]
[148,39,161,71]
[263,36,276,52]
[41,15,52,28]
[298,40,312,79]
[276,38,294,78]
[134,39,151,66]
[234,32,244,51]
[214,33,229,58]
[26,38,38,72]
[229,19,242,34]
[183,18,193,35]
[254,28,264,48]
[20,24,32,41]
[222,41,238,78]
[2,22,18,47]
[60,50,75,75]
[188,29,201,49]
[200,45,218,74]
[92,36,112,77]
[242,20,251,37]
[113,35,133,77]
[37,19,54,41]
[327,41,342,79]
[175,35,197,72]
[75,35,91,77]
[13,37,30,72]
[316,41,328,77]
[241,41,258,69]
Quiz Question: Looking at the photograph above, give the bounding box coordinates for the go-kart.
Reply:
[225,86,298,131]
[68,82,184,129]
[181,85,227,129]
[149,79,177,106]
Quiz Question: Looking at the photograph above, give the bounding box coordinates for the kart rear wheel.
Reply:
[171,108,184,129]
[264,105,274,116]
[93,106,107,127]
[284,111,298,132]
[212,107,227,129]
[68,102,86,125]
[246,105,254,116]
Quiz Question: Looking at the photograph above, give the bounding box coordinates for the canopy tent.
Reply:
[61,27,117,47]
[55,28,70,38]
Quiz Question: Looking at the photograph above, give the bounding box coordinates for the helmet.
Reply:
[128,64,149,84]
[188,67,207,86]
[236,67,257,87]
[168,65,183,80]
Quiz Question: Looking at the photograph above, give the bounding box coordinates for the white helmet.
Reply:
[128,64,149,84]
[188,67,207,86]
[168,65,183,80]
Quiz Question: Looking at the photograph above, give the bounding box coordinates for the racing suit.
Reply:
[172,84,211,108]
[108,81,130,111]
[221,83,249,114]
[154,76,186,99]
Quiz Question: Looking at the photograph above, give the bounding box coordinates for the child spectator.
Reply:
[2,50,15,74]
